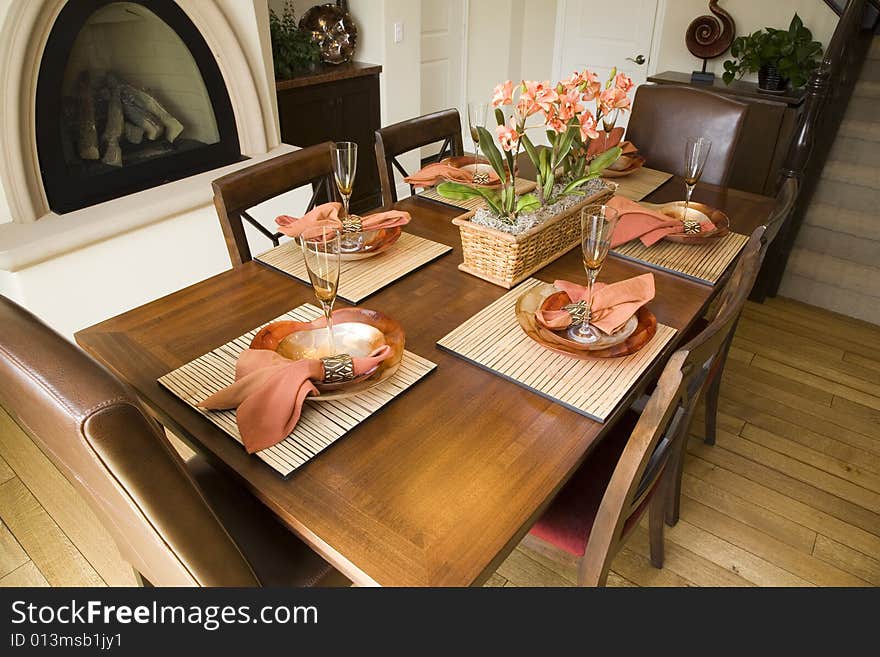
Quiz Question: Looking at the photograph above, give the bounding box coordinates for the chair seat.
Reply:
[529,411,651,557]
[187,455,348,587]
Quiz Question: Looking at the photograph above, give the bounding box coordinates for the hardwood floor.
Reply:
[1,297,878,587]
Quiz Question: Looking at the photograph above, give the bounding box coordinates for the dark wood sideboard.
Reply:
[276,62,382,213]
[647,71,806,195]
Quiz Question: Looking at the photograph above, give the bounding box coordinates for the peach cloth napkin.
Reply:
[275,202,411,238]
[536,274,655,335]
[587,127,639,159]
[199,344,392,453]
[403,159,501,188]
[608,196,715,248]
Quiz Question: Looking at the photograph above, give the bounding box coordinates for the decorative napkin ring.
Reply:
[683,219,702,234]
[320,353,355,383]
[341,215,363,233]
[563,300,591,326]
[472,171,490,185]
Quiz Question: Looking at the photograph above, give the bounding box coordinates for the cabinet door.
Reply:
[276,74,382,213]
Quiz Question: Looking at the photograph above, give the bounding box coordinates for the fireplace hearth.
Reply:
[36,0,243,214]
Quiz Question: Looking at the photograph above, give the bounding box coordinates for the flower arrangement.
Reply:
[439,68,635,224]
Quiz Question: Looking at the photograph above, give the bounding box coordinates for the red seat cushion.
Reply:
[529,411,652,557]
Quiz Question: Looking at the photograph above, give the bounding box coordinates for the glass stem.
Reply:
[577,271,598,338]
[322,300,336,355]
[684,183,695,219]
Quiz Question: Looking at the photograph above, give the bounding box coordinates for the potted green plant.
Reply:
[722,14,823,92]
[269,2,321,79]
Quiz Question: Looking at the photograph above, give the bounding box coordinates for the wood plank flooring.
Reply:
[0,297,877,587]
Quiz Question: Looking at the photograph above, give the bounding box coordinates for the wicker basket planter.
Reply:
[451,183,617,288]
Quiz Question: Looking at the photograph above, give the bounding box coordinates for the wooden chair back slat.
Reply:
[374,109,463,205]
[212,143,336,266]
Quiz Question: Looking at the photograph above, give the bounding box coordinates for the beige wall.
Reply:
[653,0,839,79]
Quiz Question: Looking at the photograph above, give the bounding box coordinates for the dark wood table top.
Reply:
[75,176,774,586]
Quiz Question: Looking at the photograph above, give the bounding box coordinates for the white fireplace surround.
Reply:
[0,0,301,336]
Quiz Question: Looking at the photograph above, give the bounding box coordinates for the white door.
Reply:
[553,0,658,129]
[420,0,467,160]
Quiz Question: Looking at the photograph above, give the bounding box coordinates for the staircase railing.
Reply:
[752,0,876,301]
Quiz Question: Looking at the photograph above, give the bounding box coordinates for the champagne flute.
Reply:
[331,141,360,253]
[601,108,619,153]
[683,137,712,221]
[299,226,341,356]
[567,205,620,345]
[467,101,487,183]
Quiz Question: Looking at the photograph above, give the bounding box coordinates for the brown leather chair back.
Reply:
[626,85,748,186]
[0,296,259,586]
[374,108,463,205]
[212,143,337,266]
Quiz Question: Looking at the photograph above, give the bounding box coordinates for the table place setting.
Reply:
[160,224,437,477]
[438,204,677,422]
[609,137,749,284]
[255,142,452,304]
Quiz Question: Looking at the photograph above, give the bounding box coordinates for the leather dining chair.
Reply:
[374,108,464,205]
[0,296,347,587]
[212,142,338,267]
[626,85,748,187]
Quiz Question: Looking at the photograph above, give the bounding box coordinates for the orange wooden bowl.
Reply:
[602,154,647,178]
[515,282,657,359]
[338,226,402,261]
[250,308,405,399]
[653,202,731,244]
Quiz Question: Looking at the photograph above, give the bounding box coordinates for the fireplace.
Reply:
[36,0,243,214]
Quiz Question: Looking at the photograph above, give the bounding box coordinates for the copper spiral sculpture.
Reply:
[686,0,736,60]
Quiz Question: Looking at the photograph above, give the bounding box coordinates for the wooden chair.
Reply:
[212,143,337,266]
[626,85,748,187]
[663,228,766,526]
[701,176,799,448]
[527,316,747,585]
[0,295,347,587]
[374,108,463,205]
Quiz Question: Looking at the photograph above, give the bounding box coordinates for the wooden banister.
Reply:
[752,0,875,300]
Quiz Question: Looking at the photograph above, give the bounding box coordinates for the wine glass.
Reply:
[467,101,487,183]
[567,205,620,345]
[299,226,341,356]
[683,137,712,221]
[331,141,360,253]
[600,108,619,153]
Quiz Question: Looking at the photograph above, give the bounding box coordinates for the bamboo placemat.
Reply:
[437,279,677,423]
[158,304,437,478]
[607,167,673,201]
[415,177,536,212]
[256,232,452,304]
[612,231,750,285]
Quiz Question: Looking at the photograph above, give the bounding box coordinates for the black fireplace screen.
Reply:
[36,0,242,214]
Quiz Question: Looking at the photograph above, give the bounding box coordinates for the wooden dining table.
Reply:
[75,174,775,586]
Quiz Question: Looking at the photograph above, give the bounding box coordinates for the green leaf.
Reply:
[561,175,597,195]
[476,126,507,180]
[437,181,485,200]
[722,71,734,85]
[516,193,540,213]
[520,134,541,168]
[588,146,623,175]
[494,108,505,127]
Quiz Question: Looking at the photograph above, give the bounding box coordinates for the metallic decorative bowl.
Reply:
[299,4,358,65]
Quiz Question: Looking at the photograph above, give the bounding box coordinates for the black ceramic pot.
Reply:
[758,65,788,92]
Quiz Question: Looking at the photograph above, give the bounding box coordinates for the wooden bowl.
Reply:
[515,282,657,359]
[339,226,403,261]
[602,154,647,178]
[643,201,731,244]
[250,307,405,400]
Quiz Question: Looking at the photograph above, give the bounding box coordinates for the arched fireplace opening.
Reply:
[36,0,243,214]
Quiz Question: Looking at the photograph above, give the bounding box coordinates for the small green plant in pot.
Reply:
[270,1,321,79]
[722,14,823,91]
